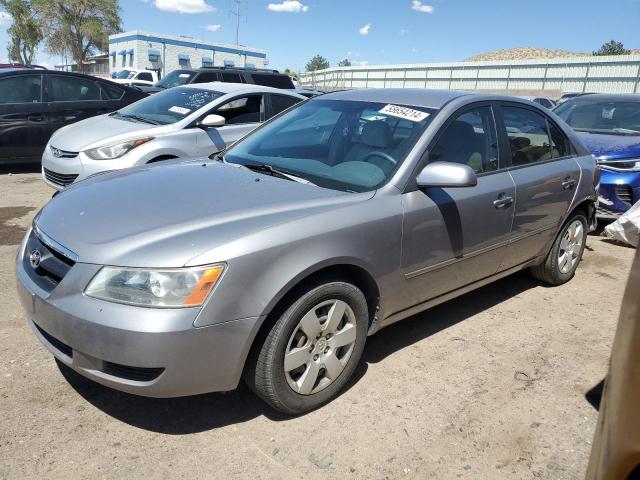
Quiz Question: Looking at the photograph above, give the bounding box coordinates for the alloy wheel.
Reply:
[558,219,585,274]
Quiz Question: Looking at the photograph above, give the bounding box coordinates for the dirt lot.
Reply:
[0,168,635,480]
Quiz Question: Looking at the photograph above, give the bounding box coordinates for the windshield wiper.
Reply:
[116,113,161,125]
[241,163,316,186]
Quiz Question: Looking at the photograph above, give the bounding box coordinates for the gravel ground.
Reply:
[0,168,635,480]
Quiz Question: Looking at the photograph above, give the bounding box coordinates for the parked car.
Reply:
[0,69,147,165]
[518,96,556,109]
[110,69,158,87]
[138,66,296,95]
[554,94,640,218]
[41,83,305,189]
[16,89,597,414]
[556,92,594,107]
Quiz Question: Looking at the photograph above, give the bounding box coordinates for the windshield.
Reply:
[117,87,222,125]
[555,98,640,135]
[225,99,436,192]
[156,70,196,89]
[113,70,136,79]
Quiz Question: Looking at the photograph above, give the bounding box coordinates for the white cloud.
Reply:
[358,60,369,66]
[0,11,12,26]
[411,0,434,13]
[205,24,221,32]
[266,1,309,12]
[153,0,215,14]
[359,23,371,35]
[399,28,409,36]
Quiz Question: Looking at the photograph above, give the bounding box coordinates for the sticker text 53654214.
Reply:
[379,104,429,122]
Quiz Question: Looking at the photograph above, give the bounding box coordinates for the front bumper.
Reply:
[597,168,640,217]
[41,147,144,190]
[15,233,261,397]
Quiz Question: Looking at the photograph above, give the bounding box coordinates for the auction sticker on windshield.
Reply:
[379,104,429,122]
[169,106,190,115]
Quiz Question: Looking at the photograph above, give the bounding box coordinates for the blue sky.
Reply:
[1,0,639,71]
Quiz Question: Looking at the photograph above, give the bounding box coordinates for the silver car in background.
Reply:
[41,83,304,189]
[17,89,597,414]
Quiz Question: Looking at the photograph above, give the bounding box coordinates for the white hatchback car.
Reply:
[42,83,305,189]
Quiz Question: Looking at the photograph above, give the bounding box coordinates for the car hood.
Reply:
[34,160,370,267]
[576,132,640,161]
[49,114,158,152]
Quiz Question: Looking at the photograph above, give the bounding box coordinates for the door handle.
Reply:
[493,193,514,210]
[27,114,45,122]
[562,177,577,190]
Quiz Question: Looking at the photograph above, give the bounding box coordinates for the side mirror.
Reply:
[416,161,478,188]
[200,114,226,128]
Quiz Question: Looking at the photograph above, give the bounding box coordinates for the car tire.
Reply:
[245,281,368,415]
[530,212,588,286]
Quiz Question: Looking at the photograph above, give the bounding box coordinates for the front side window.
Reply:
[555,98,640,136]
[194,72,219,83]
[50,75,100,102]
[225,99,435,192]
[220,72,242,83]
[269,95,303,118]
[215,95,263,124]
[0,75,42,104]
[430,106,498,174]
[117,87,222,125]
[502,106,552,166]
[138,72,153,82]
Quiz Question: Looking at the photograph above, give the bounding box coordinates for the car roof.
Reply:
[564,93,640,102]
[182,81,304,97]
[320,88,471,109]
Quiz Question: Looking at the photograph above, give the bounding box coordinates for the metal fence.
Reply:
[299,54,640,96]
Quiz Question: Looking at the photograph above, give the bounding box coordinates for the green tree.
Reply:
[593,40,629,56]
[34,0,121,72]
[338,58,351,67]
[0,0,43,64]
[305,54,329,72]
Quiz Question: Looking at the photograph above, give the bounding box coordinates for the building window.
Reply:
[129,53,133,67]
[178,54,190,67]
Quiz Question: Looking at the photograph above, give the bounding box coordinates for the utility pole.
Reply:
[230,0,242,45]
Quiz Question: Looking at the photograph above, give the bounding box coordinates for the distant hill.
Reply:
[465,47,639,62]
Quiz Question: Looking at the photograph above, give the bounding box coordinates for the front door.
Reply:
[497,103,582,268]
[0,73,49,163]
[398,104,516,309]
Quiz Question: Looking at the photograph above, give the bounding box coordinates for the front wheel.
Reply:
[245,281,368,415]
[530,212,587,285]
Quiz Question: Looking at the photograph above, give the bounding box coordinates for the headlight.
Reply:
[85,264,224,307]
[84,137,153,160]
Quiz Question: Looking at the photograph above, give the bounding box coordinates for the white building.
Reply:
[108,31,268,77]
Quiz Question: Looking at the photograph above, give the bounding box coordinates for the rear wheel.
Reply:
[531,212,587,285]
[245,281,368,414]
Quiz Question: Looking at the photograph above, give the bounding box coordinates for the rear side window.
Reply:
[251,73,295,89]
[50,75,100,102]
[0,75,42,104]
[195,72,219,83]
[502,106,552,166]
[430,106,499,174]
[269,95,302,118]
[99,82,124,100]
[220,72,242,83]
[548,122,570,158]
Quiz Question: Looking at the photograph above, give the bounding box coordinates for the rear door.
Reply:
[202,93,265,152]
[399,103,516,306]
[497,102,581,267]
[46,74,112,136]
[0,72,49,163]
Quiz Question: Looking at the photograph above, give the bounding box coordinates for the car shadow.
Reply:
[0,162,41,175]
[59,271,540,434]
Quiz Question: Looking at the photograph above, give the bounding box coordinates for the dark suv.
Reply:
[139,67,296,94]
[0,69,147,164]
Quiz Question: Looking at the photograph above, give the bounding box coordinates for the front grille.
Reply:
[23,229,76,292]
[615,185,633,205]
[49,145,78,158]
[43,168,78,187]
[34,322,73,358]
[102,362,165,382]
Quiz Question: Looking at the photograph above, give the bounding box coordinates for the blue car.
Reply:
[555,94,640,219]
